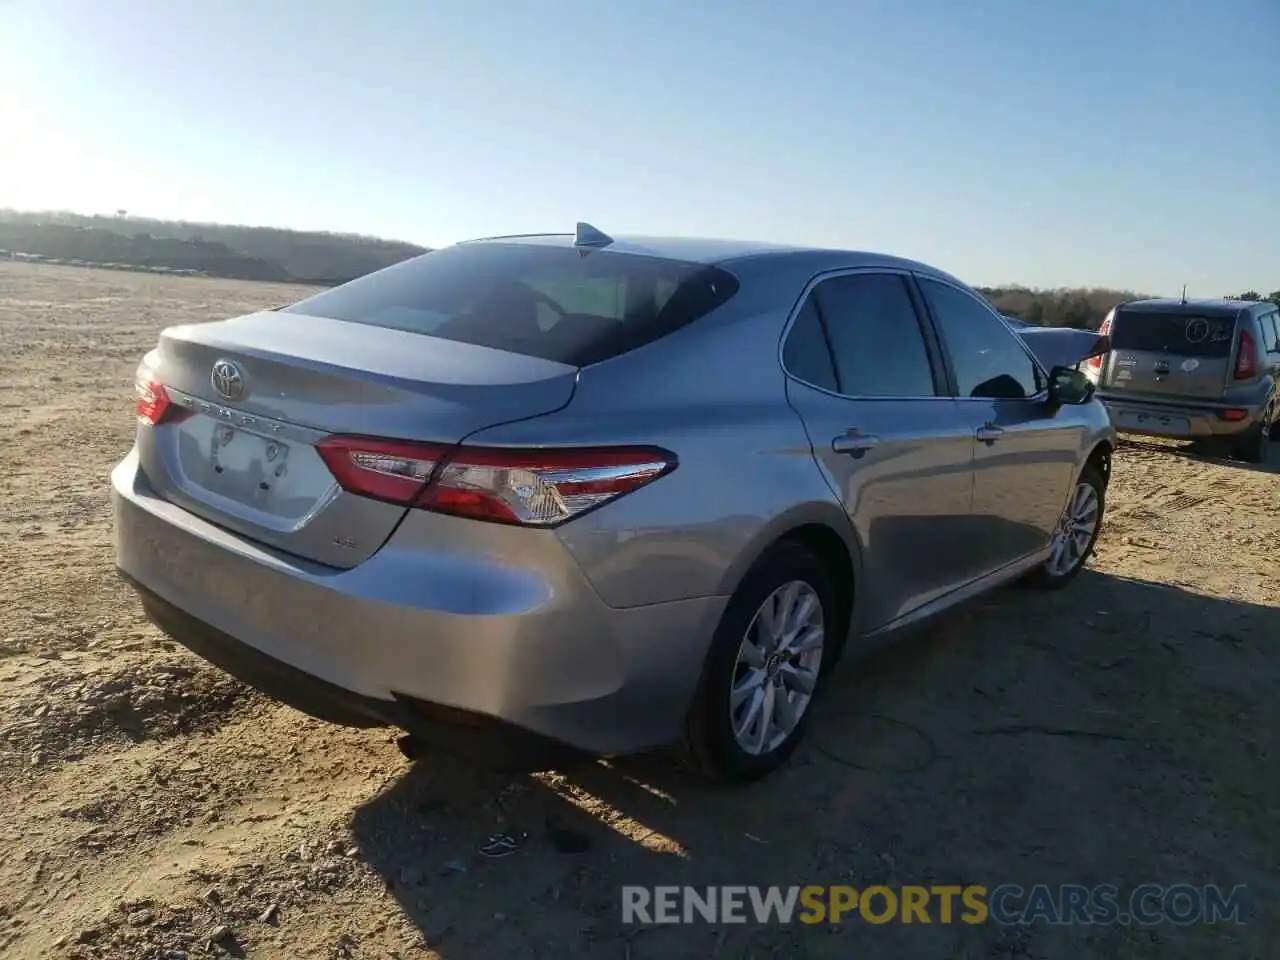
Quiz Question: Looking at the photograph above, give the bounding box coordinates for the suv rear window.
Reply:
[282,242,739,366]
[1110,311,1239,358]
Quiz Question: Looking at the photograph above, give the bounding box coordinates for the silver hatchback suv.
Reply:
[112,228,1117,782]
[1088,298,1280,462]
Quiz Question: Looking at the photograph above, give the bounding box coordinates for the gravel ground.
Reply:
[0,262,1276,959]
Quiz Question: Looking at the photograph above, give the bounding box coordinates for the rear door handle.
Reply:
[832,432,881,457]
[976,424,1004,444]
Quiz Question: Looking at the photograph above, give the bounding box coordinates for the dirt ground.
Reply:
[0,262,1275,960]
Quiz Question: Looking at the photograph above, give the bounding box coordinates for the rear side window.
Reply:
[282,243,739,366]
[802,273,938,397]
[1110,311,1239,358]
[782,299,839,392]
[1259,311,1280,352]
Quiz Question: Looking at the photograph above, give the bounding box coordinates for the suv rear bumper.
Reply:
[1096,394,1266,440]
[112,451,724,757]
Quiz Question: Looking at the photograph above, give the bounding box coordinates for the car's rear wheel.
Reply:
[1232,418,1270,464]
[1023,463,1106,590]
[681,543,836,782]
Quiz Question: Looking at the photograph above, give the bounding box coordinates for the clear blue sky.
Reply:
[2,0,1276,294]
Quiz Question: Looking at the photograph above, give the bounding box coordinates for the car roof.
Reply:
[1121,297,1249,316]
[459,231,961,279]
[460,232,811,263]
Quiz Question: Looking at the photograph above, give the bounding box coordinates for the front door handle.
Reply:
[976,424,1004,444]
[832,431,881,457]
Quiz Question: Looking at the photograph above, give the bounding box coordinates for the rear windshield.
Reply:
[1111,311,1239,358]
[281,242,739,366]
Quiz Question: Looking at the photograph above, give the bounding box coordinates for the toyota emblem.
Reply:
[211,359,246,401]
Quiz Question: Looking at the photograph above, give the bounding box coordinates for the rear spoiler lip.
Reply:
[1083,333,1111,360]
[1016,328,1112,370]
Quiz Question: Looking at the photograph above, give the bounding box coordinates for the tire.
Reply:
[680,542,839,783]
[1232,418,1270,465]
[1022,462,1106,590]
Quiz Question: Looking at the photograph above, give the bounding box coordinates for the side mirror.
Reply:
[1048,365,1093,405]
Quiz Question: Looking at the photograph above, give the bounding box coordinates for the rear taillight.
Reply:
[135,361,173,425]
[317,437,676,526]
[316,436,445,505]
[1234,327,1258,380]
[1089,314,1113,370]
[422,446,676,525]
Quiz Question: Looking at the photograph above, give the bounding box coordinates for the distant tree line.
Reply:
[1225,290,1280,305]
[0,209,427,285]
[978,286,1280,330]
[2,210,1275,314]
[976,286,1147,330]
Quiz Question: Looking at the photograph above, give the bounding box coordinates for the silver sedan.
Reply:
[113,224,1116,782]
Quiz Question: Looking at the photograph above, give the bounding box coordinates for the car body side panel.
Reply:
[1077,403,1119,462]
[470,275,852,611]
[958,396,1089,574]
[483,390,843,610]
[785,383,978,631]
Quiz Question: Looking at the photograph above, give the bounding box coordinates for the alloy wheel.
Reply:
[1047,481,1100,577]
[729,580,824,755]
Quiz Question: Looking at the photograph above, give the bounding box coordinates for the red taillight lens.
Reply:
[318,437,676,526]
[1089,314,1113,370]
[135,364,173,425]
[1220,408,1249,422]
[316,436,447,505]
[1234,328,1257,380]
[422,445,676,525]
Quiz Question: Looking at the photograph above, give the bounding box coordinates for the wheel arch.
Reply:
[1085,438,1114,488]
[713,501,861,647]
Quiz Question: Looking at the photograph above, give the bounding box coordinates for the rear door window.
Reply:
[283,242,739,366]
[802,273,939,397]
[1110,311,1239,358]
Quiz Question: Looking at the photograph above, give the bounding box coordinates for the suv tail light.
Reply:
[317,437,676,527]
[1089,314,1113,371]
[1233,327,1258,380]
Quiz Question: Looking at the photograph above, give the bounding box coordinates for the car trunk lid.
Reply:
[139,310,578,567]
[1100,310,1239,400]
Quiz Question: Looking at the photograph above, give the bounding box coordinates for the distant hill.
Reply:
[4,211,1275,320]
[0,210,428,284]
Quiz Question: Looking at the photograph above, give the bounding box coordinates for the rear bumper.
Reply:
[112,452,724,757]
[123,573,588,768]
[1096,394,1266,440]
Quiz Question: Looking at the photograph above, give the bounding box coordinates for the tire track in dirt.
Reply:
[2,705,410,958]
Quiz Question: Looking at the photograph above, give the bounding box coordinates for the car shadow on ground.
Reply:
[349,569,1276,959]
[1116,435,1280,475]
